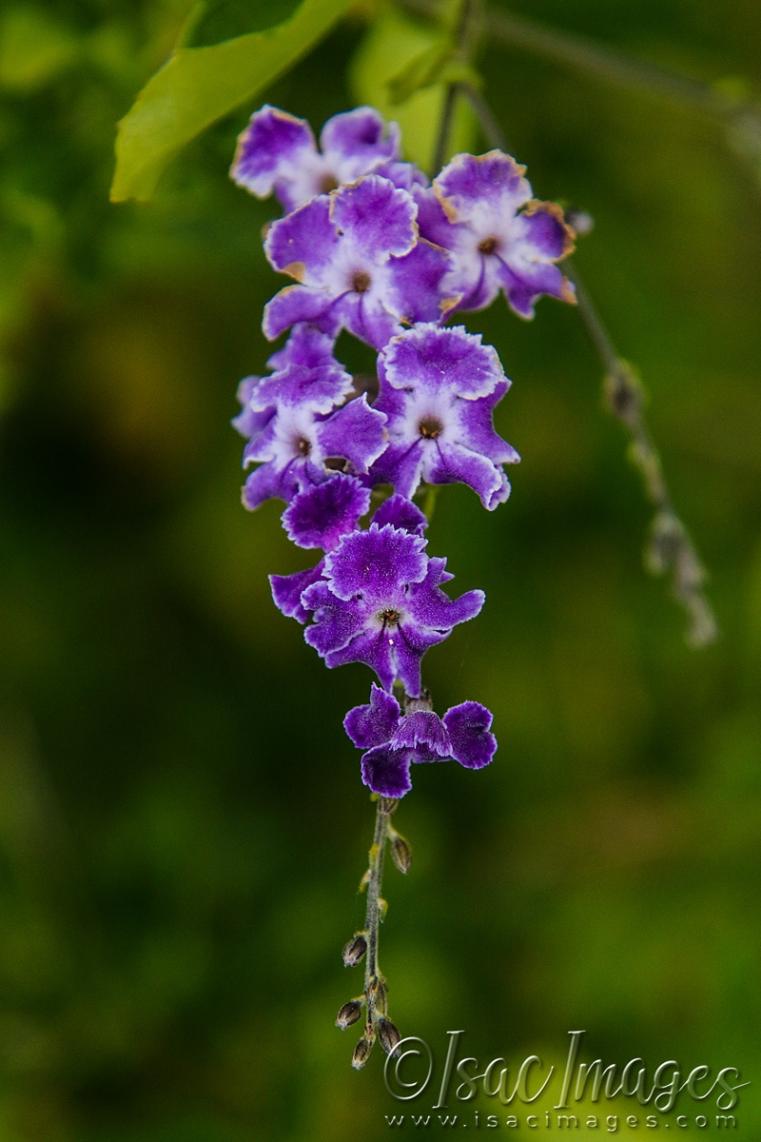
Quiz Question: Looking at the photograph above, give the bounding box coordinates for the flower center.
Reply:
[295,436,311,456]
[418,416,443,439]
[351,270,372,294]
[477,236,500,255]
[379,608,400,627]
[320,173,339,193]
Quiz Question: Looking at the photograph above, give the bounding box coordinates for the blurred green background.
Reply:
[1,1,760,1139]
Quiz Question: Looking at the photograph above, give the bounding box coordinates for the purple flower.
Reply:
[282,473,371,551]
[417,151,575,318]
[231,105,404,212]
[241,355,387,509]
[344,684,497,797]
[289,523,484,696]
[263,176,453,350]
[370,324,520,509]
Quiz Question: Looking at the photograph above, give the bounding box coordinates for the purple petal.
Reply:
[330,176,417,261]
[386,240,457,324]
[374,159,429,192]
[495,257,575,319]
[242,462,298,509]
[265,196,339,280]
[282,474,370,551]
[369,441,425,501]
[316,395,388,474]
[323,626,396,691]
[337,292,401,351]
[406,558,485,631]
[263,285,341,341]
[371,494,428,535]
[320,107,399,170]
[392,711,450,759]
[232,376,274,439]
[266,325,337,371]
[270,560,324,624]
[231,105,315,207]
[360,745,412,797]
[253,362,352,413]
[425,440,511,510]
[344,682,401,749]
[381,324,505,399]
[302,582,366,655]
[516,201,575,260]
[455,381,519,464]
[443,701,497,769]
[324,524,427,603]
[434,151,531,223]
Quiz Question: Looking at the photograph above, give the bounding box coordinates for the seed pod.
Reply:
[336,1000,362,1029]
[352,1034,374,1069]
[377,1018,401,1054]
[342,933,368,967]
[390,832,412,874]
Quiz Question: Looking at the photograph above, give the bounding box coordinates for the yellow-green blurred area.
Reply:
[1,1,761,1139]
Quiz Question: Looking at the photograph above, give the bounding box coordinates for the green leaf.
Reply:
[111,0,352,203]
[349,7,475,173]
[180,0,303,49]
[387,40,481,105]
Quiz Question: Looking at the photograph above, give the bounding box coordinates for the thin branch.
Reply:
[407,0,743,119]
[431,0,479,172]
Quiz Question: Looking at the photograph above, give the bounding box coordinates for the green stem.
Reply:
[431,0,478,172]
[363,796,394,1028]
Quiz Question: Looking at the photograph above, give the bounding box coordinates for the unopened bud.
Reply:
[390,831,412,874]
[336,1000,362,1029]
[377,1017,401,1055]
[342,933,367,967]
[352,1034,374,1070]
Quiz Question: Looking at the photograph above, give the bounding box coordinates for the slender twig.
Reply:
[450,84,718,646]
[363,796,393,1027]
[431,0,479,172]
[407,0,744,119]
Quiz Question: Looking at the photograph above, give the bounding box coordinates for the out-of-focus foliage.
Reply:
[1,1,760,1140]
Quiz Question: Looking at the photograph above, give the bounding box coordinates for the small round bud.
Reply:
[342,933,367,967]
[352,1034,374,1069]
[377,1018,401,1054]
[390,832,412,874]
[369,977,388,1014]
[336,1000,363,1029]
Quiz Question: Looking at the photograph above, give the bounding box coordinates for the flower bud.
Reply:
[377,1017,401,1054]
[369,977,388,1014]
[336,1000,363,1029]
[390,832,412,874]
[352,1034,374,1069]
[342,932,367,967]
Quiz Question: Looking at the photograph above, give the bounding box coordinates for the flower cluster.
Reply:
[231,104,575,794]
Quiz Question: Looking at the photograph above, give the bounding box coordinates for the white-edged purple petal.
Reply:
[324,524,427,603]
[266,325,337,371]
[344,683,401,749]
[360,745,412,798]
[425,442,511,510]
[316,395,387,474]
[269,560,325,624]
[391,710,451,759]
[381,324,505,399]
[282,474,370,551]
[231,105,315,208]
[329,175,417,261]
[371,494,428,534]
[265,196,339,280]
[386,240,458,325]
[320,107,400,172]
[443,701,497,769]
[434,151,531,223]
[263,284,342,341]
